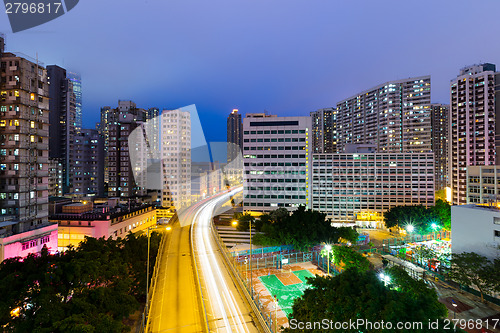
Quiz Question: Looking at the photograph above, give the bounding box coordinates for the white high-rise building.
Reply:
[243,114,311,212]
[161,109,191,209]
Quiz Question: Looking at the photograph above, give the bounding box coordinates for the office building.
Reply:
[336,76,432,153]
[67,71,82,133]
[73,129,105,197]
[449,64,500,205]
[227,109,243,163]
[310,107,336,153]
[0,37,58,260]
[311,152,435,222]
[451,205,500,260]
[161,109,191,209]
[243,114,311,212]
[431,104,449,191]
[47,65,77,194]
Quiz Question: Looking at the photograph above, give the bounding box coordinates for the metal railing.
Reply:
[211,220,275,333]
[141,231,168,332]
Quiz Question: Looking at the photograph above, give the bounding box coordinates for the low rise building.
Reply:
[51,203,157,251]
[451,205,500,260]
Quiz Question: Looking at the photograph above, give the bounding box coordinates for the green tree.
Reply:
[284,268,449,333]
[449,252,495,302]
[331,246,370,272]
[235,212,255,231]
[431,199,451,230]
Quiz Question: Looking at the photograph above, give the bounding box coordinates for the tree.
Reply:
[284,268,449,332]
[253,206,359,250]
[431,199,451,230]
[235,212,255,231]
[331,246,371,272]
[449,252,495,302]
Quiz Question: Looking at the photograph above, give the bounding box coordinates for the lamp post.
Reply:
[451,299,457,319]
[325,244,332,275]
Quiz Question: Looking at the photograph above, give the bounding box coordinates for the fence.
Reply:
[140,231,168,333]
[382,230,451,248]
[234,251,316,271]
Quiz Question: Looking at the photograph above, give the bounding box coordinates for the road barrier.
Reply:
[141,232,167,333]
[211,219,275,333]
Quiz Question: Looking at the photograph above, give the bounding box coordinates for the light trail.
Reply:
[192,188,251,333]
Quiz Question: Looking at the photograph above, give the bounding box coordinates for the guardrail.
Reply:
[190,212,211,332]
[210,219,275,333]
[141,231,168,333]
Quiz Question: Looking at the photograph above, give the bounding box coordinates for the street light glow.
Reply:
[406,225,414,233]
[232,220,238,226]
[325,244,332,251]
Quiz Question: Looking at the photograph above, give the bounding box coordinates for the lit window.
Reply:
[30,93,35,101]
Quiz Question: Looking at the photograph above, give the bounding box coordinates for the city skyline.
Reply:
[1,1,500,142]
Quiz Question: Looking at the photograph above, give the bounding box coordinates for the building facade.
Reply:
[243,114,311,212]
[0,37,58,260]
[67,71,82,133]
[431,104,449,191]
[47,65,76,194]
[466,165,500,204]
[227,109,243,164]
[336,76,432,153]
[311,152,435,222]
[449,64,500,205]
[310,107,336,153]
[451,205,500,260]
[161,109,191,209]
[73,129,105,197]
[48,158,63,197]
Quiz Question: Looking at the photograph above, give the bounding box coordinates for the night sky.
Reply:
[1,0,500,143]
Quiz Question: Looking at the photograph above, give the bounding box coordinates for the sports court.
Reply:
[258,269,315,316]
[248,262,324,329]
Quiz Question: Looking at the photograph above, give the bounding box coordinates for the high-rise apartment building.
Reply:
[449,63,500,205]
[431,104,449,191]
[47,65,77,194]
[227,109,243,164]
[161,109,191,209]
[73,129,104,197]
[310,107,336,153]
[107,102,147,198]
[67,72,82,133]
[466,166,500,204]
[0,37,58,260]
[336,76,432,153]
[243,114,311,212]
[48,158,63,197]
[146,107,160,158]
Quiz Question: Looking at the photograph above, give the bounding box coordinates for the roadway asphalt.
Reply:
[148,189,259,333]
[148,222,203,333]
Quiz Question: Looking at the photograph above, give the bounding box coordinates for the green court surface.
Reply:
[258,269,315,317]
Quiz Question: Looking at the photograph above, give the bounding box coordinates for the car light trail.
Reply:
[192,188,250,333]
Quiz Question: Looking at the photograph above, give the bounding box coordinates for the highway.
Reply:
[147,188,259,333]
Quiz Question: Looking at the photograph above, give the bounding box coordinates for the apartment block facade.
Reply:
[73,129,105,197]
[310,107,336,153]
[227,109,243,164]
[431,104,449,191]
[311,153,435,222]
[243,114,311,212]
[449,64,500,205]
[336,76,432,153]
[161,109,191,209]
[0,37,58,260]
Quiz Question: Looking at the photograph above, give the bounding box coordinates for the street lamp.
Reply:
[451,299,457,320]
[249,219,253,299]
[379,273,391,286]
[232,219,238,227]
[325,244,332,275]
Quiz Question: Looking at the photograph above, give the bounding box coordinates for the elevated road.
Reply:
[147,189,259,333]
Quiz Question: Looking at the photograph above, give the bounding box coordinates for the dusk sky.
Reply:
[1,0,499,142]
